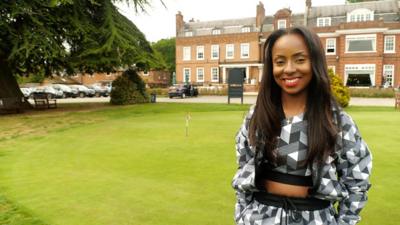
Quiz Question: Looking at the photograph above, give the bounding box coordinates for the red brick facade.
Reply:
[176,1,400,88]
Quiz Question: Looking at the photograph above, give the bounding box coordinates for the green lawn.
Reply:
[0,103,398,225]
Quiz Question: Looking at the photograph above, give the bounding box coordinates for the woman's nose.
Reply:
[283,61,296,74]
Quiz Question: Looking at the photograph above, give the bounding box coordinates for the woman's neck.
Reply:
[281,92,307,118]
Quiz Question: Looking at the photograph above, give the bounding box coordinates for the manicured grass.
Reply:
[0,104,398,225]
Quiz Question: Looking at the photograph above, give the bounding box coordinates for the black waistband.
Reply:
[254,192,331,225]
[254,192,330,211]
[264,169,313,187]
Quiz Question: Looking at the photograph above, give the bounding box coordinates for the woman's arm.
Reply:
[231,106,257,223]
[336,112,372,225]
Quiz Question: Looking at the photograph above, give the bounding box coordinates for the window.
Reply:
[226,44,234,59]
[184,31,193,37]
[384,36,395,53]
[241,27,251,33]
[211,67,219,82]
[345,34,376,53]
[212,29,221,35]
[317,17,331,27]
[326,38,336,55]
[196,46,204,60]
[347,8,374,22]
[277,19,286,29]
[183,47,191,61]
[211,45,219,59]
[196,67,204,82]
[183,68,191,83]
[383,65,394,87]
[328,66,336,74]
[240,43,250,58]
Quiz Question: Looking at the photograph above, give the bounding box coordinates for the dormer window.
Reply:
[184,31,193,37]
[212,29,221,35]
[241,26,251,33]
[347,8,374,22]
[277,19,286,29]
[317,17,331,27]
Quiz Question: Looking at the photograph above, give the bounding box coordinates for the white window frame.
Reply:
[240,43,250,59]
[212,29,221,35]
[317,17,331,27]
[183,68,191,83]
[196,67,204,82]
[211,67,219,82]
[383,65,394,87]
[347,8,374,22]
[345,34,376,53]
[211,45,219,59]
[184,31,193,37]
[328,66,336,74]
[326,38,336,55]
[241,27,251,33]
[183,46,191,61]
[226,44,234,59]
[384,36,395,53]
[196,46,204,60]
[277,19,286,29]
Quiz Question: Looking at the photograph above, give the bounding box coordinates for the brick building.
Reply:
[175,0,400,89]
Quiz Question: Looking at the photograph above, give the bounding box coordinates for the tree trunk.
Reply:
[0,54,32,111]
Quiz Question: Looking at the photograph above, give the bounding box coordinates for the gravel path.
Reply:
[45,95,395,107]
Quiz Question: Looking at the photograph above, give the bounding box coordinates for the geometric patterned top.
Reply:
[232,105,372,225]
[264,112,312,176]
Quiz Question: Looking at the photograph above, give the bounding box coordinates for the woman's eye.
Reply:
[296,58,305,63]
[275,60,285,65]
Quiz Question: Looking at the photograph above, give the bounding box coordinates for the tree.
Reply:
[151,38,175,73]
[0,0,162,109]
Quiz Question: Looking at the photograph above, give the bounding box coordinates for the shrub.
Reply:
[349,88,395,98]
[329,69,350,108]
[110,69,149,105]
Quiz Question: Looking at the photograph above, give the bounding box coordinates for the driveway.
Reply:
[47,95,395,107]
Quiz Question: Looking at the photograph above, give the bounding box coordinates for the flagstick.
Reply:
[186,112,191,137]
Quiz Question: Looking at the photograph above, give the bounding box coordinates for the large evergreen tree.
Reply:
[0,0,161,109]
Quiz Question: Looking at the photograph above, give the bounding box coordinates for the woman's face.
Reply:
[271,33,312,97]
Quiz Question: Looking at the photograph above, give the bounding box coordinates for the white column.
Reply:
[222,67,226,84]
[258,66,263,83]
[246,66,250,84]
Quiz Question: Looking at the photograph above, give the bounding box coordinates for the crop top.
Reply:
[258,112,313,186]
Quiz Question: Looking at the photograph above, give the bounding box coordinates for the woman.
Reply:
[232,26,372,225]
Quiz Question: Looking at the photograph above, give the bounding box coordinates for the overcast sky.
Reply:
[116,0,346,42]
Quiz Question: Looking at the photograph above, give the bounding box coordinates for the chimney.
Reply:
[304,0,312,26]
[306,0,312,8]
[256,2,265,29]
[176,11,184,36]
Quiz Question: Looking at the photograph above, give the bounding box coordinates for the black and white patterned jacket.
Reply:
[232,105,372,225]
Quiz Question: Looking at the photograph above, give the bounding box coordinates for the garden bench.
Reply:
[33,93,57,109]
[0,97,24,114]
[395,92,400,109]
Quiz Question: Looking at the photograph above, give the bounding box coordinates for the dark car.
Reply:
[168,84,198,98]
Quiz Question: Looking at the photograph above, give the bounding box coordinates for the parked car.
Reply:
[20,87,34,98]
[52,84,78,98]
[33,86,64,99]
[86,84,110,97]
[168,84,198,98]
[69,85,96,98]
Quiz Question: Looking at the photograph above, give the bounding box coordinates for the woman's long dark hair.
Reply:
[249,26,340,165]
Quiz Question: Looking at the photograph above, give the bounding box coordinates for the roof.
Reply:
[309,0,400,18]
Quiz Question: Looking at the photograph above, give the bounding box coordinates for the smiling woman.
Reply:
[232,26,372,225]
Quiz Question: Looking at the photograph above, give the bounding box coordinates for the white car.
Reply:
[52,84,78,98]
[33,86,64,99]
